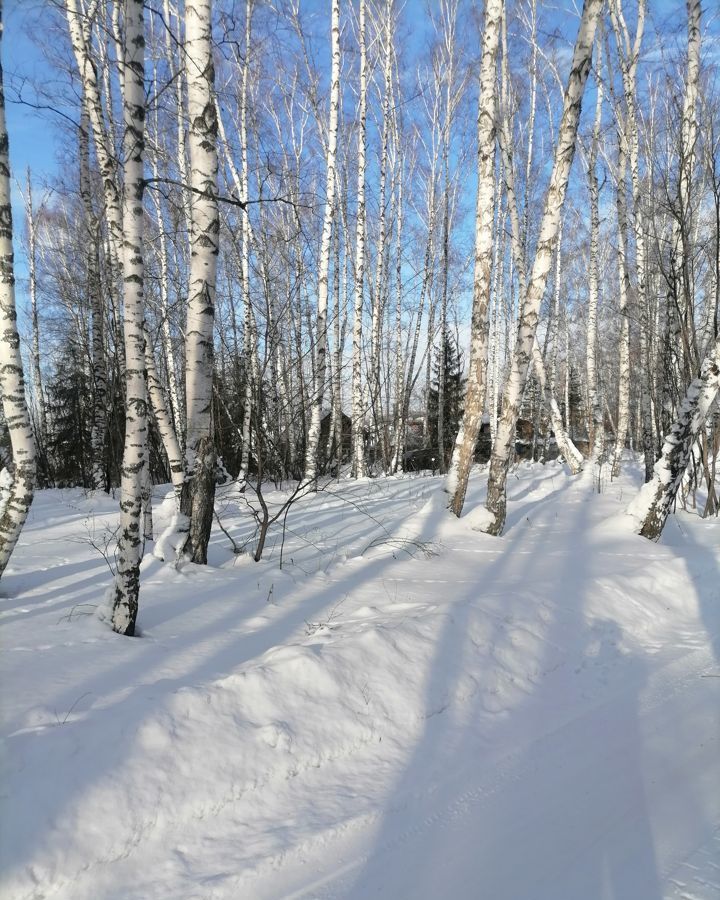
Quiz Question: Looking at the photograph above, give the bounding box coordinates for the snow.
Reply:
[1,462,719,899]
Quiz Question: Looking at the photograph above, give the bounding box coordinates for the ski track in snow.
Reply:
[0,460,718,899]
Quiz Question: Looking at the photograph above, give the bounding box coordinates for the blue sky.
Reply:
[3,0,717,309]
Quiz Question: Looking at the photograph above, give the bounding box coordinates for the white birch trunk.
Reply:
[111,0,146,636]
[23,171,48,470]
[369,0,392,467]
[78,99,108,492]
[180,0,220,563]
[494,45,583,478]
[445,0,502,514]
[610,0,654,481]
[612,136,632,479]
[235,0,258,483]
[351,0,367,478]
[303,0,340,482]
[629,333,719,540]
[586,42,604,464]
[482,0,602,535]
[0,15,36,579]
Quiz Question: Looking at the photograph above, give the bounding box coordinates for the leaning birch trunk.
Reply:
[629,334,720,540]
[482,0,602,535]
[351,0,367,478]
[494,50,584,476]
[180,0,220,563]
[111,0,146,635]
[303,0,340,482]
[0,14,36,579]
[444,0,502,516]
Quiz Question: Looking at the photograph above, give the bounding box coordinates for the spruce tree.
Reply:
[427,330,465,469]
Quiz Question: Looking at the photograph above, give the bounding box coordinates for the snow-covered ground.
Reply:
[1,460,719,900]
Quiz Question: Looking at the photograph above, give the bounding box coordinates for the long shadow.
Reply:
[2,480,447,885]
[340,475,666,900]
[668,515,720,665]
[0,564,111,626]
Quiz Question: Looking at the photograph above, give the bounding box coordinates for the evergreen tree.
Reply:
[427,330,465,468]
[46,343,94,488]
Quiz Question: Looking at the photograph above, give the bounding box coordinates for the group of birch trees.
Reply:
[0,0,718,629]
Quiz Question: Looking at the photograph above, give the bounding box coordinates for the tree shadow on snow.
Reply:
[1,478,450,887]
[340,476,668,900]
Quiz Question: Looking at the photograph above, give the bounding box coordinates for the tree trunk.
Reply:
[586,41,604,464]
[611,135,632,478]
[445,0,502,516]
[368,0,392,471]
[23,170,49,484]
[303,0,340,482]
[351,0,367,478]
[630,334,719,540]
[111,0,146,636]
[180,0,220,563]
[610,0,654,481]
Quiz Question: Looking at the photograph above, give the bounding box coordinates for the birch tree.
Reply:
[65,0,125,372]
[481,0,603,535]
[21,171,48,477]
[180,0,220,563]
[444,0,502,516]
[629,331,718,539]
[0,7,36,578]
[303,0,340,482]
[585,39,604,464]
[610,119,633,478]
[610,0,654,481]
[110,0,146,635]
[351,0,367,478]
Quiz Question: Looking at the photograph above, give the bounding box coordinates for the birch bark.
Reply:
[23,172,48,470]
[610,0,654,480]
[351,0,367,477]
[629,335,719,540]
[444,0,502,515]
[180,0,220,563]
[111,0,146,635]
[586,41,604,464]
[611,135,632,478]
[303,0,340,482]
